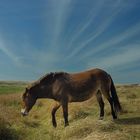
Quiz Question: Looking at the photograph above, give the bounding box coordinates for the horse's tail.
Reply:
[110,75,122,112]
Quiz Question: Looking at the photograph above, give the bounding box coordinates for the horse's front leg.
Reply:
[51,102,61,127]
[62,100,69,127]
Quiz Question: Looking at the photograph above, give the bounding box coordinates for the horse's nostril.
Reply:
[21,109,28,116]
[21,112,26,116]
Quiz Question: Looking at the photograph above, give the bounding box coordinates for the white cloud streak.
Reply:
[66,0,122,59]
[49,0,71,49]
[83,22,140,59]
[66,1,105,50]
[87,44,140,69]
[0,37,20,65]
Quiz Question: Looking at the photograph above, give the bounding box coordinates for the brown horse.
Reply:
[21,68,122,127]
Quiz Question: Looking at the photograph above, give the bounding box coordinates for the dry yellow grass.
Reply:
[0,83,140,140]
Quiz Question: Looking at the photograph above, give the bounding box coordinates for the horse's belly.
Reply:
[68,91,95,102]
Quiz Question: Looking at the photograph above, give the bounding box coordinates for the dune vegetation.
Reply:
[0,82,140,140]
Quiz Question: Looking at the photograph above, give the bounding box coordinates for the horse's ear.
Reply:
[50,72,54,77]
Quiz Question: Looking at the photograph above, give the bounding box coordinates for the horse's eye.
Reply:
[23,93,28,99]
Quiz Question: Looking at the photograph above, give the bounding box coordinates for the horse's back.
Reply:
[69,68,109,82]
[69,68,111,93]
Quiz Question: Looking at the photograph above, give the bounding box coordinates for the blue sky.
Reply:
[0,0,140,83]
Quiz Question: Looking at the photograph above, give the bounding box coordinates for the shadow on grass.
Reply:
[0,119,19,140]
[115,117,140,125]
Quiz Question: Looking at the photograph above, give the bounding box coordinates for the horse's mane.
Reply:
[28,72,67,89]
[39,72,67,83]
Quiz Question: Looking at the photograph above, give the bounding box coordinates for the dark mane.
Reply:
[28,72,67,89]
[39,72,55,84]
[39,72,67,84]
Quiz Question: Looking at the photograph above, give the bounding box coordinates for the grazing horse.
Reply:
[21,68,122,127]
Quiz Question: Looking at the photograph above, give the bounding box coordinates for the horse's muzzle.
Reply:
[21,108,28,116]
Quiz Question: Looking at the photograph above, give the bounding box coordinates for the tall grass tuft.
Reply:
[0,118,19,140]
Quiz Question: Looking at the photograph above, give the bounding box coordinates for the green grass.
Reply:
[0,83,140,140]
[0,81,27,95]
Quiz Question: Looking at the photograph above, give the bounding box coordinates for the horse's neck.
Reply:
[37,90,53,99]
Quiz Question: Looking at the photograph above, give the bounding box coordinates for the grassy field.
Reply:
[0,81,27,95]
[0,82,140,140]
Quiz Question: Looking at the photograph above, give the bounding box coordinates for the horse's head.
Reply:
[21,87,37,116]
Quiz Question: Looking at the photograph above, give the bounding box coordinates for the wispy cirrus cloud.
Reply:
[66,0,123,59]
[66,1,105,50]
[82,22,140,59]
[48,0,71,50]
[0,37,20,65]
[87,44,140,69]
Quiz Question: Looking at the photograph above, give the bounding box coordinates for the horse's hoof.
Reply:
[99,116,104,120]
[113,116,117,120]
[64,123,69,127]
[53,123,57,128]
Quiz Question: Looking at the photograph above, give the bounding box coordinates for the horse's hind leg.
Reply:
[62,100,69,127]
[96,90,104,120]
[102,89,117,119]
[107,97,117,119]
[51,102,61,127]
